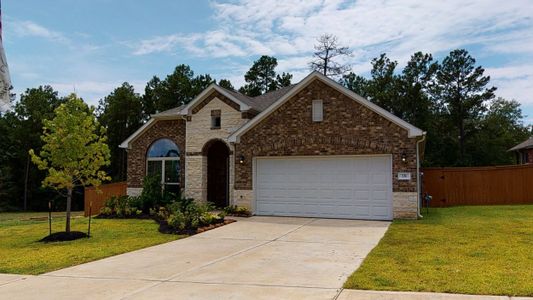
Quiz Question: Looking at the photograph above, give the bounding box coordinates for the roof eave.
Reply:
[181,84,251,115]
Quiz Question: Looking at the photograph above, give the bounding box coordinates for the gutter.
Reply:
[416,132,427,219]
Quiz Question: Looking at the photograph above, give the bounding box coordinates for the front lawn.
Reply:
[344,205,533,296]
[0,212,183,274]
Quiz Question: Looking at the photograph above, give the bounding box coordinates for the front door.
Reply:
[206,141,229,207]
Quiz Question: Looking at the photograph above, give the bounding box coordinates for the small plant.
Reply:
[100,207,112,215]
[223,205,252,217]
[99,195,142,218]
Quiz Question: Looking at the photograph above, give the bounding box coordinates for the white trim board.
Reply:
[119,118,156,149]
[180,84,250,115]
[229,71,424,143]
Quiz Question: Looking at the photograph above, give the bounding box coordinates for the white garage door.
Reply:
[255,156,393,220]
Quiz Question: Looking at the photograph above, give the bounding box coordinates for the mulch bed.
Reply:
[158,219,237,235]
[225,212,252,217]
[40,231,88,243]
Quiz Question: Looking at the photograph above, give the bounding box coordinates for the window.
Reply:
[312,100,323,122]
[211,110,221,129]
[146,139,180,191]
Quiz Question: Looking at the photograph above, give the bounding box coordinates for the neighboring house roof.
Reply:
[229,71,425,142]
[509,137,533,151]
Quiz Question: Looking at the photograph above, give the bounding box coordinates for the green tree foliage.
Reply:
[30,95,110,233]
[218,79,235,91]
[434,49,496,164]
[2,86,65,210]
[97,82,143,181]
[142,65,215,115]
[0,114,17,210]
[468,98,531,165]
[239,56,293,96]
[365,54,403,116]
[340,72,369,98]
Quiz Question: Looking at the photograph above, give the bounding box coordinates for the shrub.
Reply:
[223,205,252,217]
[100,195,141,218]
[162,196,222,232]
[141,174,162,210]
[100,207,112,215]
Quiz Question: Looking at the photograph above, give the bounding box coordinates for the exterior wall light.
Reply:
[238,155,245,164]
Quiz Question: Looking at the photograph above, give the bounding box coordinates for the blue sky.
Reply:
[3,0,533,123]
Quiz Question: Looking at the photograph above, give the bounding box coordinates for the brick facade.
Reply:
[127,119,186,188]
[234,79,419,193]
[125,77,422,219]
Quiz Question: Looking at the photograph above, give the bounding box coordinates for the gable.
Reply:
[180,84,251,116]
[229,72,424,142]
[191,90,240,114]
[238,79,411,145]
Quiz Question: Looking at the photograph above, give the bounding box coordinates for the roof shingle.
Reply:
[509,136,533,151]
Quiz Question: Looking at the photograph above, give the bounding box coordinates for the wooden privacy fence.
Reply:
[84,182,127,216]
[422,165,533,207]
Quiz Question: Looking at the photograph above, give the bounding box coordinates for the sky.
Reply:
[3,0,533,123]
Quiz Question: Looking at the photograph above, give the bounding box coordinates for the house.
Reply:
[509,137,533,164]
[120,71,426,220]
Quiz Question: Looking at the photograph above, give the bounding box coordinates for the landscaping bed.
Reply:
[158,218,236,235]
[344,205,533,297]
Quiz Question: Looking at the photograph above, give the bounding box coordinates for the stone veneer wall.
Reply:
[127,119,186,189]
[184,92,249,202]
[234,79,420,219]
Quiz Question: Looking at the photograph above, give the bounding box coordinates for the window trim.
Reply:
[312,99,323,122]
[146,158,180,186]
[146,138,181,187]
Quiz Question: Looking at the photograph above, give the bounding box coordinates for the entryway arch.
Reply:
[202,139,230,207]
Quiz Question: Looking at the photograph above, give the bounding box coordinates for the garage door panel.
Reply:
[255,156,393,220]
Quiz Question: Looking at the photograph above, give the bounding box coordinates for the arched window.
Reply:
[146,139,180,193]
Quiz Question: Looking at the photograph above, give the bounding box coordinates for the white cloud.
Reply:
[10,20,69,43]
[487,65,533,105]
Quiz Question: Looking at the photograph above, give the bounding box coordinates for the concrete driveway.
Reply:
[0,217,389,300]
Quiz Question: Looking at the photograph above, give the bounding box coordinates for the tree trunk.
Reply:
[65,188,72,233]
[23,154,30,211]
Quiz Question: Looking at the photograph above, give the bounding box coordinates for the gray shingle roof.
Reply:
[509,137,533,151]
[152,84,296,119]
[219,84,296,112]
[151,105,184,118]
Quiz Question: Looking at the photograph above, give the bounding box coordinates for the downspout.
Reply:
[416,132,427,219]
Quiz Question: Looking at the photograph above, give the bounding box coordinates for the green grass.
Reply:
[0,211,84,222]
[0,212,183,275]
[344,205,533,296]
